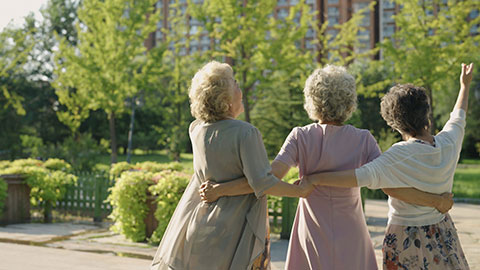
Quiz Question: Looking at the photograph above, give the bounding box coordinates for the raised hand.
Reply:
[460,63,474,89]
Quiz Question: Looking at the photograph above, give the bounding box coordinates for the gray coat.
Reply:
[151,119,279,270]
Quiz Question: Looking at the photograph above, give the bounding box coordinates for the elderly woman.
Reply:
[150,61,313,270]
[303,63,473,269]
[200,65,453,269]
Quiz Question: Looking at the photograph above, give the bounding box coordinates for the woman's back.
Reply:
[276,123,380,270]
[152,119,278,270]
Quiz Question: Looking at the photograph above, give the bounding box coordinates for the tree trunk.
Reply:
[108,112,118,164]
[243,87,250,123]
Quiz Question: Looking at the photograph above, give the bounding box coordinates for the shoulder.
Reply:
[228,120,262,139]
[381,141,414,161]
[290,123,320,137]
[189,119,203,133]
[346,125,375,137]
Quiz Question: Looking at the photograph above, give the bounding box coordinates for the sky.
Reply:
[0,0,49,31]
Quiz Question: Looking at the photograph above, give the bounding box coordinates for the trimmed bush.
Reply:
[108,170,154,242]
[149,171,189,243]
[107,161,186,242]
[0,158,77,221]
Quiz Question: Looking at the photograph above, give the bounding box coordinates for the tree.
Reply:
[53,0,165,163]
[252,2,378,155]
[153,0,201,160]
[190,0,291,123]
[380,0,480,132]
[0,25,34,116]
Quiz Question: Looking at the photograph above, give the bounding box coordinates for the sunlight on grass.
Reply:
[453,167,480,199]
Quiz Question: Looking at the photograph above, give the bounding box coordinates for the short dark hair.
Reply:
[380,84,430,137]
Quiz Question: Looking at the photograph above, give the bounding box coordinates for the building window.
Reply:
[353,3,370,27]
[383,10,395,23]
[471,24,479,34]
[382,24,394,38]
[278,0,288,6]
[328,0,339,4]
[470,10,479,20]
[328,7,340,25]
[278,8,289,20]
[382,0,395,9]
[156,1,163,9]
[306,27,315,38]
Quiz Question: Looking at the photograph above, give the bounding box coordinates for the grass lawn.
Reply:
[453,166,480,199]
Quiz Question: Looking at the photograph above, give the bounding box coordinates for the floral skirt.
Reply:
[252,226,271,270]
[383,214,469,270]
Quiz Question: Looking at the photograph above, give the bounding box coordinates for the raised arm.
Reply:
[455,63,474,113]
[199,160,294,202]
[382,188,454,213]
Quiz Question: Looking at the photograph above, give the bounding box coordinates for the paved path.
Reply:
[0,242,151,270]
[0,199,478,270]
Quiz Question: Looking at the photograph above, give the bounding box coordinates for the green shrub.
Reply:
[24,166,77,207]
[109,162,133,179]
[0,161,11,170]
[107,170,154,242]
[10,158,43,168]
[0,159,77,217]
[0,177,7,218]
[107,161,188,242]
[148,170,189,243]
[43,158,73,172]
[109,161,183,180]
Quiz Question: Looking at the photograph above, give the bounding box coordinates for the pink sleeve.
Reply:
[274,128,299,168]
[365,132,381,164]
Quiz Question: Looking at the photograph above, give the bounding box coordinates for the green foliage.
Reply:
[0,177,7,218]
[109,161,183,179]
[0,24,35,116]
[452,167,480,199]
[43,158,73,172]
[17,133,102,171]
[148,170,189,243]
[107,161,186,242]
[189,0,310,123]
[53,0,166,163]
[0,159,77,211]
[57,133,103,171]
[107,170,153,242]
[20,135,44,158]
[24,166,77,206]
[376,129,400,153]
[379,0,480,131]
[0,161,10,170]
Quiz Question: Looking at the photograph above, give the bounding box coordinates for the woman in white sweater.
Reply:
[305,63,474,269]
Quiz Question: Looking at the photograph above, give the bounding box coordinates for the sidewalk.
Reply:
[0,199,478,269]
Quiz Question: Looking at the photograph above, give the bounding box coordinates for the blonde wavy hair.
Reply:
[303,65,357,123]
[189,61,234,123]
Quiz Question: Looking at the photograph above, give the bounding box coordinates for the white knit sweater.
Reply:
[355,109,466,226]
